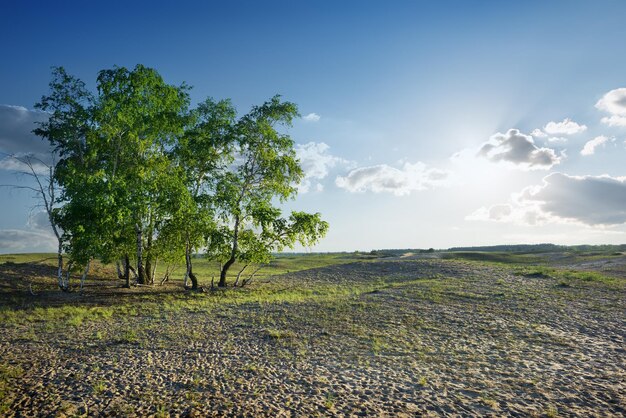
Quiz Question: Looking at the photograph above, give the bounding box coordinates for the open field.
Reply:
[0,250,625,416]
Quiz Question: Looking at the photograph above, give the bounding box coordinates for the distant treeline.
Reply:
[447,244,626,253]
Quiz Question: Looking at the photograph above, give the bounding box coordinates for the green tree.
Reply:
[208,96,329,287]
[92,65,191,284]
[169,98,236,289]
[37,65,192,288]
[33,67,95,290]
[33,66,330,292]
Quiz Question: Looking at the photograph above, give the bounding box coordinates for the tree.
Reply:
[30,67,95,290]
[169,98,236,289]
[93,65,191,285]
[32,66,330,292]
[34,65,193,289]
[0,153,69,290]
[208,96,329,287]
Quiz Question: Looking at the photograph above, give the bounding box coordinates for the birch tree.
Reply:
[169,98,236,289]
[0,153,68,289]
[209,96,329,287]
[93,65,191,284]
[30,67,95,290]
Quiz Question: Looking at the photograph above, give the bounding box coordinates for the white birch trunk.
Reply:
[57,241,64,290]
[136,223,144,284]
[79,260,91,291]
[234,264,249,287]
[64,261,74,290]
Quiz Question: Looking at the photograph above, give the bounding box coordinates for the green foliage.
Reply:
[206,96,329,285]
[33,66,329,289]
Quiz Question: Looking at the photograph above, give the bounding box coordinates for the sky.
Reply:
[2,0,626,253]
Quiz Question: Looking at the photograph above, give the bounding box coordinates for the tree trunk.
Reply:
[124,254,131,288]
[79,260,91,291]
[136,224,146,285]
[188,265,198,290]
[234,264,249,287]
[219,215,240,287]
[242,265,264,287]
[219,256,235,287]
[183,243,190,288]
[159,265,171,286]
[185,247,199,290]
[145,257,153,285]
[116,260,123,280]
[151,257,158,283]
[64,261,74,291]
[145,221,154,285]
[57,240,65,291]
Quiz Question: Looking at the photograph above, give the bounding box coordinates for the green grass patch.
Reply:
[0,304,115,326]
[514,265,620,287]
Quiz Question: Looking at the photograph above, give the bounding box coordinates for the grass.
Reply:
[513,265,620,286]
[264,328,296,340]
[0,364,24,414]
[0,253,59,265]
[442,251,622,288]
[0,250,624,416]
[324,391,336,409]
[92,379,106,395]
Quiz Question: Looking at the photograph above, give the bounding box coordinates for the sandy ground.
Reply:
[0,258,624,417]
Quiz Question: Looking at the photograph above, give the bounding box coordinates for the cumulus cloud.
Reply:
[469,173,626,226]
[596,88,626,115]
[543,118,587,135]
[531,128,547,138]
[0,104,50,155]
[467,202,548,225]
[596,88,626,127]
[335,162,449,196]
[477,129,562,170]
[295,142,353,193]
[302,113,321,122]
[523,173,626,225]
[580,135,610,156]
[600,115,626,127]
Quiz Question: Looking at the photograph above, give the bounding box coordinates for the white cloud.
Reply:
[600,115,626,127]
[295,142,353,193]
[547,137,568,144]
[302,113,321,122]
[0,104,50,155]
[477,129,562,170]
[0,211,57,253]
[469,173,626,226]
[0,229,56,253]
[580,135,610,156]
[0,153,51,175]
[543,118,587,135]
[523,173,626,225]
[335,161,450,196]
[596,88,626,115]
[597,88,626,127]
[531,128,547,138]
[467,203,549,225]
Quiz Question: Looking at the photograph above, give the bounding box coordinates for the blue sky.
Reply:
[2,1,626,252]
